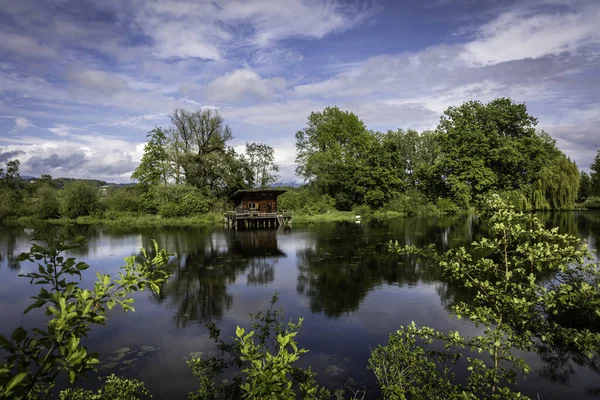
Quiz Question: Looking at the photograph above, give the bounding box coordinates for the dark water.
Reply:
[1,212,600,399]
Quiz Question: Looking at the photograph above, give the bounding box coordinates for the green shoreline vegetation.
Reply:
[2,97,600,229]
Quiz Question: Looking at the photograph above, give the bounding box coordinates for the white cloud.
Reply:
[462,6,600,66]
[0,132,144,182]
[68,70,129,93]
[48,124,75,137]
[13,117,34,131]
[0,32,57,58]
[206,69,286,103]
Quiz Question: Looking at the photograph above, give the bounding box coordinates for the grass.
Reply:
[13,212,224,228]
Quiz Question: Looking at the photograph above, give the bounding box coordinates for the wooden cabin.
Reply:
[225,189,292,229]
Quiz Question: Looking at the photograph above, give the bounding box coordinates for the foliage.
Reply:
[436,99,570,207]
[530,153,579,210]
[584,196,600,210]
[187,294,334,400]
[578,171,591,203]
[61,182,102,218]
[385,194,600,398]
[245,142,279,188]
[103,187,142,213]
[0,235,173,399]
[0,159,22,190]
[59,374,151,400]
[31,185,61,219]
[295,106,376,210]
[590,150,600,197]
[131,127,170,187]
[153,185,211,217]
[0,187,20,221]
[167,108,252,196]
[277,187,336,215]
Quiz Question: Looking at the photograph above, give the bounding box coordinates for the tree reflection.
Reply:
[153,229,285,327]
[296,217,475,317]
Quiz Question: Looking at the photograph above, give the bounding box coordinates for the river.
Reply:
[1,212,599,399]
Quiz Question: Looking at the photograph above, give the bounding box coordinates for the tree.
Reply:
[578,171,591,202]
[0,159,22,190]
[131,128,169,187]
[168,108,234,190]
[245,142,279,188]
[381,195,600,398]
[295,107,376,210]
[590,150,600,196]
[438,98,537,203]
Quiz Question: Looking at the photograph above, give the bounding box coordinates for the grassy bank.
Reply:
[6,207,466,229]
[12,212,224,228]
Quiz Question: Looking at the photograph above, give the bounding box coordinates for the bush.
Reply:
[60,182,101,218]
[278,188,335,215]
[0,188,19,221]
[103,187,141,213]
[153,185,210,217]
[435,198,460,215]
[585,196,600,210]
[32,185,61,219]
[352,204,372,217]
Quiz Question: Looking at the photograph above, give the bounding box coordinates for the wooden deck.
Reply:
[224,211,293,229]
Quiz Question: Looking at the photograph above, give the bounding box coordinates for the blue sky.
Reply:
[0,0,598,182]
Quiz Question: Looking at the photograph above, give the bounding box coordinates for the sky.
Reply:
[0,0,599,183]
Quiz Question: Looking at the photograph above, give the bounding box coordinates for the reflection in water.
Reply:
[295,217,475,317]
[156,230,285,327]
[1,213,600,399]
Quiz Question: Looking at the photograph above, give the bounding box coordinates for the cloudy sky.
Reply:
[0,0,599,183]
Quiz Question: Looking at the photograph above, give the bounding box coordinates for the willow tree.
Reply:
[531,154,579,210]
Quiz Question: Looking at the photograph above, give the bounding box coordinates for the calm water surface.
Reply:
[1,212,600,399]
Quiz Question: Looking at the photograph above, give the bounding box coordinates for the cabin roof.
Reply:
[230,189,287,200]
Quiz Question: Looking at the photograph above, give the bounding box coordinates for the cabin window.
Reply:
[249,203,258,210]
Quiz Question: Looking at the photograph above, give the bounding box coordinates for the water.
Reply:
[1,212,600,399]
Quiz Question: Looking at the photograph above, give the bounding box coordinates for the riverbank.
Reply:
[3,208,464,229]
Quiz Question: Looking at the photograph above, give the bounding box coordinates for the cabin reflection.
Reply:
[155,229,286,328]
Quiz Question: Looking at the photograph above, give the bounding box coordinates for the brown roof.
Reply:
[230,189,287,200]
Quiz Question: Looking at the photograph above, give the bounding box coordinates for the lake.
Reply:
[1,212,600,399]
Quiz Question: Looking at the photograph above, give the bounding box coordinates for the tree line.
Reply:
[3,96,600,223]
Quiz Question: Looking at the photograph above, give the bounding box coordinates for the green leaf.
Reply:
[6,372,28,392]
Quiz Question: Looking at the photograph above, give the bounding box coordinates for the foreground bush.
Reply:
[384,194,600,398]
[0,235,172,399]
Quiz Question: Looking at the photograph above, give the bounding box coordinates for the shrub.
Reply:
[352,204,372,217]
[103,188,141,213]
[153,185,210,217]
[61,182,101,218]
[585,196,600,210]
[0,188,20,221]
[435,198,460,215]
[277,188,335,215]
[32,185,61,219]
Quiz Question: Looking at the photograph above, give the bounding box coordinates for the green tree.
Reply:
[0,159,22,190]
[131,128,169,187]
[245,142,279,188]
[382,195,600,398]
[295,106,376,210]
[437,98,558,205]
[590,150,600,196]
[578,171,591,202]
